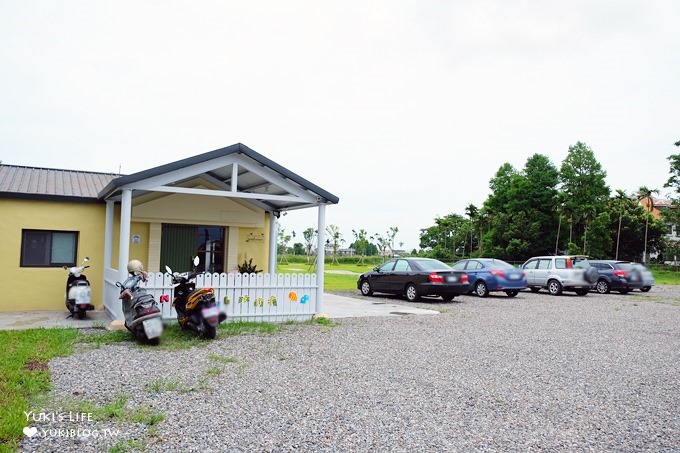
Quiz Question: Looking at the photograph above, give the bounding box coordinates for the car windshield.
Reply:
[414,259,450,271]
[485,259,514,269]
[617,263,633,271]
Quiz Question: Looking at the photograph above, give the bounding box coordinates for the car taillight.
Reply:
[490,270,505,278]
[460,274,469,284]
[429,272,445,283]
[614,270,628,278]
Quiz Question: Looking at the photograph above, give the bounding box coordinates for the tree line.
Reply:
[280,140,680,264]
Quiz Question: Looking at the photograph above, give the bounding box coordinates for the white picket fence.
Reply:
[104,269,318,322]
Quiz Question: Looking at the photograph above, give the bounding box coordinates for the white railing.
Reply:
[103,268,318,322]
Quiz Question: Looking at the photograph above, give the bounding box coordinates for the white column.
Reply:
[315,204,326,313]
[103,200,115,312]
[118,189,132,283]
[268,212,278,273]
[104,200,114,270]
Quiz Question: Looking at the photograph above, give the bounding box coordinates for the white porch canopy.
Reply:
[98,143,339,321]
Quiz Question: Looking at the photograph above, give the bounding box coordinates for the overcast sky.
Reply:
[1,1,678,251]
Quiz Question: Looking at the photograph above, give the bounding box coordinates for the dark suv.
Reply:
[589,260,644,294]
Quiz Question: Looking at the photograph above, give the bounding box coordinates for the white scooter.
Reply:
[64,257,93,319]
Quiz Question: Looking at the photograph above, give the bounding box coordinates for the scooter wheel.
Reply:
[202,324,217,340]
[146,337,160,346]
[77,311,86,320]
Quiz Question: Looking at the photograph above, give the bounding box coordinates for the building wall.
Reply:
[0,194,272,311]
[0,198,106,311]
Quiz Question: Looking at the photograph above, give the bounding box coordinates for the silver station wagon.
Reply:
[521,255,599,296]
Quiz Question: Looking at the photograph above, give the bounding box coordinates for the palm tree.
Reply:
[638,186,660,263]
[612,190,629,260]
[465,204,479,256]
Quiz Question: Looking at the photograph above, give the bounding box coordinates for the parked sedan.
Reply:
[451,258,527,297]
[589,260,644,294]
[357,258,469,302]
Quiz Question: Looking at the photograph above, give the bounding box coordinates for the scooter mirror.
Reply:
[193,256,200,267]
[165,265,172,274]
[83,257,90,262]
[63,265,69,270]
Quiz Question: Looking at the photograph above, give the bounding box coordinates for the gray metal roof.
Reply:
[0,165,118,201]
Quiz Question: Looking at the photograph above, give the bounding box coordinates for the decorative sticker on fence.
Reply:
[300,294,309,304]
[288,291,298,302]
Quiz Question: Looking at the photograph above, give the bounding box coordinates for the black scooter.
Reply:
[117,263,164,344]
[64,257,93,319]
[165,257,226,340]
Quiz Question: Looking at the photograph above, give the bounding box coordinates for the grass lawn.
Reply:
[651,268,680,285]
[278,261,375,291]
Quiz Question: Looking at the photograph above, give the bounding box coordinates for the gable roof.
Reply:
[1,143,339,212]
[98,143,339,212]
[0,165,117,201]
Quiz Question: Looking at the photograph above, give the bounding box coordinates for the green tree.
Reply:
[663,147,680,234]
[277,228,293,263]
[325,224,343,264]
[388,226,399,255]
[352,229,370,264]
[480,154,559,260]
[464,204,479,255]
[559,142,610,255]
[292,242,305,255]
[419,213,468,261]
[611,190,629,259]
[302,228,317,264]
[371,232,392,262]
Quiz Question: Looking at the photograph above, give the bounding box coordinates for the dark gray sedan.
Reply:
[357,257,470,302]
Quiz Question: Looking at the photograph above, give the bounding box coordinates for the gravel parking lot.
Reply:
[23,287,680,452]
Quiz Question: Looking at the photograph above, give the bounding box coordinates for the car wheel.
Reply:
[505,290,519,297]
[641,286,651,292]
[530,287,540,293]
[547,280,562,296]
[475,281,489,298]
[405,283,420,302]
[360,280,373,296]
[596,279,610,294]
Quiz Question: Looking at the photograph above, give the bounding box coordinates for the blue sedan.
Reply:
[451,258,527,297]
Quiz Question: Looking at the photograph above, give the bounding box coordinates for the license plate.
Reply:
[143,318,163,339]
[508,274,519,280]
[446,276,458,282]
[202,306,220,319]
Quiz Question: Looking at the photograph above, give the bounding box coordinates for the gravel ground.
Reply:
[22,286,680,452]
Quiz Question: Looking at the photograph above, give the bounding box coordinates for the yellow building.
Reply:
[0,143,339,315]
